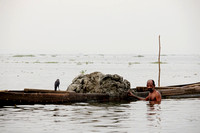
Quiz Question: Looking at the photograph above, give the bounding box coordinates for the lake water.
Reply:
[0,99,200,133]
[0,54,200,132]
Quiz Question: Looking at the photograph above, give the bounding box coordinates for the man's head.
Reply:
[147,79,155,93]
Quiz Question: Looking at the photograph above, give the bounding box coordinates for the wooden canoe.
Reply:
[0,82,200,106]
[0,90,110,106]
[134,82,200,99]
[0,89,130,106]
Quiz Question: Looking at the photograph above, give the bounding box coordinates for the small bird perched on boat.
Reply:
[54,79,60,91]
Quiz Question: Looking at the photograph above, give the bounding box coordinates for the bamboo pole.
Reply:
[158,35,161,87]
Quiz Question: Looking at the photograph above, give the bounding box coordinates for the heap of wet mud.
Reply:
[67,72,130,97]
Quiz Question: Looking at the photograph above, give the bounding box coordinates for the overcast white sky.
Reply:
[0,0,200,54]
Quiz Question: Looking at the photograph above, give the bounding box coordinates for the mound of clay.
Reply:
[67,72,130,97]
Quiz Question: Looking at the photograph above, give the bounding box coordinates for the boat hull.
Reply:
[0,91,110,106]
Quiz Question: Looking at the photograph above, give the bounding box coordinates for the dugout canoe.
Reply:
[0,89,129,107]
[133,82,200,99]
[0,82,200,106]
[0,90,109,106]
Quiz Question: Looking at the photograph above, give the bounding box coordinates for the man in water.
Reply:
[128,79,161,104]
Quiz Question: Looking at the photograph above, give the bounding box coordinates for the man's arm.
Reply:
[128,90,148,101]
[155,91,162,102]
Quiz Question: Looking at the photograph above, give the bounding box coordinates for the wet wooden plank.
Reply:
[136,87,175,92]
[24,88,68,93]
[136,82,200,92]
[165,94,200,99]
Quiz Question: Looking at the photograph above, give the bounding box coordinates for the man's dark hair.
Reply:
[151,80,155,86]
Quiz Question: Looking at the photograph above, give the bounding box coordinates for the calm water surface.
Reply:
[0,99,200,133]
[0,54,200,132]
[0,54,199,90]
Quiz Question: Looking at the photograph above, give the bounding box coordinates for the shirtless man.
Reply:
[128,79,161,104]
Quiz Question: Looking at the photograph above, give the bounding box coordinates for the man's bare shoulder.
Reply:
[155,90,162,101]
[155,90,161,94]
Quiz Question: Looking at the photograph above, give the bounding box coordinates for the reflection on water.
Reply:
[0,103,132,133]
[0,99,200,133]
[146,103,162,132]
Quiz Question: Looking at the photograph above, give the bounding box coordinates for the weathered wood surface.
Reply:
[136,82,200,92]
[0,88,129,106]
[136,86,176,92]
[24,88,69,93]
[0,91,110,106]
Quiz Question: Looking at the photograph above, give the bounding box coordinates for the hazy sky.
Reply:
[0,0,200,54]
